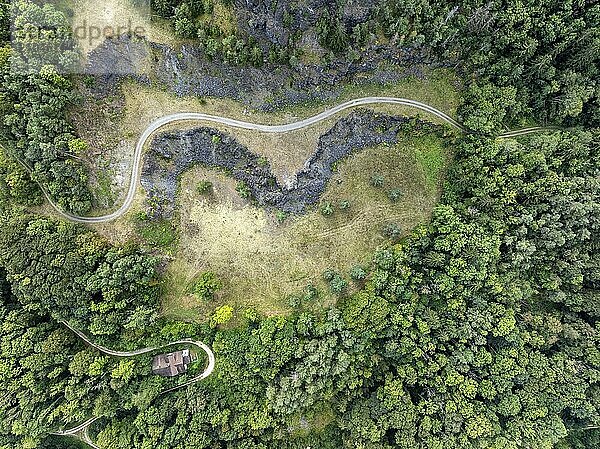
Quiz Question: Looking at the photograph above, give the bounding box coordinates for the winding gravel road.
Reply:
[31,97,551,224]
[52,417,100,449]
[61,321,215,387]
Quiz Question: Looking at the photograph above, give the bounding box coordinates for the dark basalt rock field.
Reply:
[141,110,444,218]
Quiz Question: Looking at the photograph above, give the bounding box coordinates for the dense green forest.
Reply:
[374,0,600,128]
[0,277,160,447]
[3,130,596,448]
[0,213,161,340]
[65,130,598,449]
[0,0,91,214]
[0,1,599,449]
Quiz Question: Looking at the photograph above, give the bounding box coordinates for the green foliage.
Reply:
[192,271,221,301]
[349,265,367,282]
[388,188,403,202]
[210,304,233,327]
[320,201,334,216]
[275,209,287,223]
[413,135,448,190]
[174,2,196,38]
[0,1,93,214]
[0,0,8,43]
[382,222,402,241]
[0,214,160,340]
[0,148,42,208]
[196,180,213,194]
[0,3,599,449]
[460,83,519,134]
[0,271,158,448]
[158,0,266,66]
[136,218,177,248]
[446,130,600,317]
[376,0,600,127]
[323,269,348,295]
[369,173,385,188]
[236,180,251,199]
[316,10,349,54]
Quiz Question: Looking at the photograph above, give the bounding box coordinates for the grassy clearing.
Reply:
[198,2,236,36]
[121,68,459,133]
[273,68,461,121]
[72,71,457,323]
[118,69,459,186]
[67,75,137,213]
[134,217,178,251]
[414,138,447,191]
[161,132,450,323]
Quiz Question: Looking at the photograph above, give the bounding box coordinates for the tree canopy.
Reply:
[0,1,598,448]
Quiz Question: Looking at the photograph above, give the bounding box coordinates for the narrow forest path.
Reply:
[51,322,216,447]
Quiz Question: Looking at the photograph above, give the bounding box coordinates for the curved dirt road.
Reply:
[30,96,552,224]
[51,322,216,447]
[52,417,100,449]
[61,321,215,385]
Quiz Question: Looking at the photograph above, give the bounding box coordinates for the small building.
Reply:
[152,349,196,377]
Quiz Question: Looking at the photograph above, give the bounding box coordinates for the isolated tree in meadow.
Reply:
[193,271,222,301]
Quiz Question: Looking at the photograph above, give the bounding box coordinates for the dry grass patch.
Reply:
[199,2,236,36]
[162,133,449,322]
[121,68,459,133]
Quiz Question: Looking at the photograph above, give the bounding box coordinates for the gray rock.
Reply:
[140,110,444,219]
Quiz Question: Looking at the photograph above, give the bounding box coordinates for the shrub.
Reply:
[383,223,402,241]
[210,305,234,327]
[339,200,350,210]
[349,265,367,282]
[275,210,287,223]
[236,181,252,199]
[323,269,336,282]
[303,284,319,302]
[243,308,259,323]
[193,272,222,301]
[321,201,334,216]
[370,174,385,188]
[324,269,348,294]
[137,219,177,248]
[388,188,403,202]
[197,180,213,194]
[135,210,149,221]
[329,274,348,294]
[287,294,301,308]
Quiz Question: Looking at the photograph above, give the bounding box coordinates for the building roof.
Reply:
[152,349,195,377]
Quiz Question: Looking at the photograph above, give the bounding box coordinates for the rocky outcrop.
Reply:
[140,110,443,218]
[85,30,433,110]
